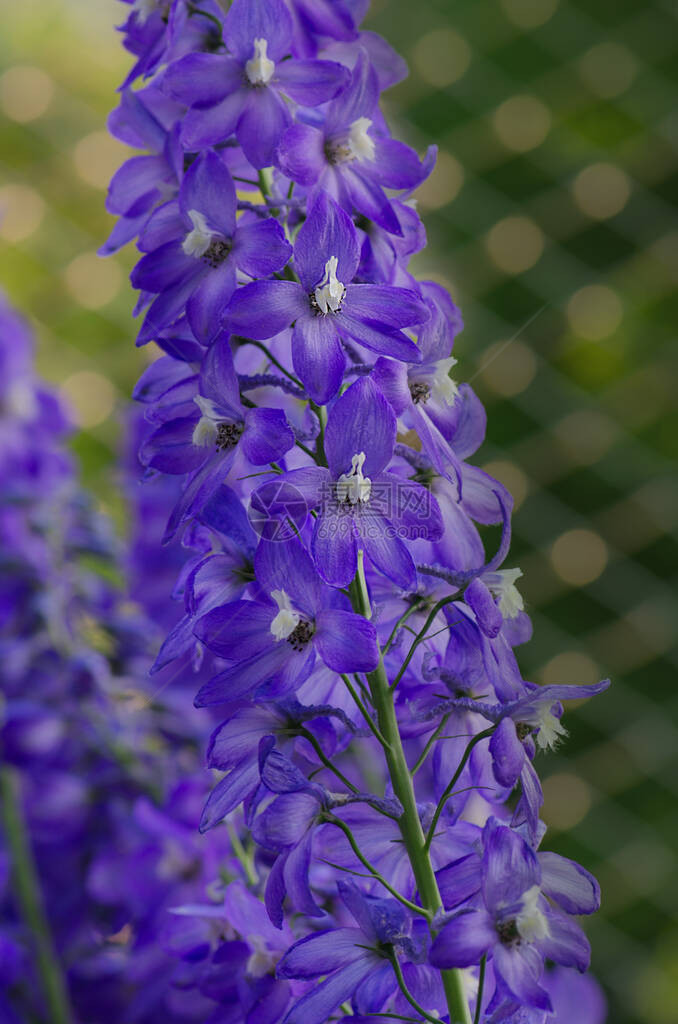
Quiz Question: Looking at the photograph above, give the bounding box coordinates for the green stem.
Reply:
[424,728,495,852]
[325,815,430,920]
[411,714,451,776]
[473,955,487,1024]
[350,561,471,1024]
[391,594,461,690]
[390,952,449,1024]
[0,766,74,1024]
[299,727,359,794]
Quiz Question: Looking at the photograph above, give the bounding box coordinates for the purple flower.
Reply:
[255,376,443,588]
[223,191,427,403]
[278,879,416,1024]
[132,150,292,342]
[164,0,350,166]
[193,534,379,705]
[139,333,295,540]
[277,51,434,234]
[430,819,595,1013]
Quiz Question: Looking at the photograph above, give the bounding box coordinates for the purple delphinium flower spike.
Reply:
[223,191,427,403]
[132,151,292,342]
[164,0,350,166]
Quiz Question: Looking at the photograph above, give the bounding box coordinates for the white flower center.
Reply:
[191,395,220,447]
[337,451,371,505]
[132,0,158,24]
[431,356,459,406]
[246,936,277,978]
[516,886,550,943]
[182,210,215,259]
[246,38,275,86]
[314,256,345,315]
[533,703,568,751]
[270,589,300,641]
[486,568,524,619]
[347,117,375,162]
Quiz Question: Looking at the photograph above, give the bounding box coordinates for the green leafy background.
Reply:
[1,1,677,1020]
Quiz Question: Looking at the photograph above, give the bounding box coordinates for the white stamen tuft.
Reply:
[270,589,300,641]
[533,703,568,751]
[431,356,459,405]
[516,886,550,943]
[314,256,345,315]
[337,451,371,505]
[347,117,376,162]
[486,568,524,619]
[191,394,220,446]
[182,210,215,258]
[246,38,275,86]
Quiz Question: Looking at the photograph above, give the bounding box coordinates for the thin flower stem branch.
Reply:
[226,823,258,887]
[324,815,431,920]
[237,337,303,385]
[299,727,359,794]
[473,955,487,1024]
[391,594,461,690]
[185,3,224,37]
[382,598,425,657]
[389,953,447,1024]
[0,766,74,1024]
[351,562,471,1024]
[423,728,495,852]
[340,674,389,748]
[411,714,451,776]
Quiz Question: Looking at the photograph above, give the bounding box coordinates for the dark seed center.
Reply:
[287,620,315,652]
[497,918,520,946]
[409,381,431,405]
[516,722,532,741]
[203,240,232,268]
[216,421,244,451]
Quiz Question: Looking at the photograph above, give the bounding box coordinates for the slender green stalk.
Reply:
[411,714,451,776]
[389,953,446,1024]
[0,766,74,1024]
[473,955,487,1024]
[299,727,359,793]
[350,561,472,1024]
[390,593,461,690]
[424,728,495,852]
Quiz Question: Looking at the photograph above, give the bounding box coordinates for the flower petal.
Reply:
[324,376,396,478]
[539,853,600,916]
[232,217,292,277]
[428,909,495,968]
[179,150,237,238]
[222,281,306,340]
[294,191,361,292]
[238,88,292,169]
[275,58,349,106]
[292,315,346,405]
[314,609,379,673]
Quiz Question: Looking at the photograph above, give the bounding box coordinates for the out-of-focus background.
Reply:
[1,0,676,1020]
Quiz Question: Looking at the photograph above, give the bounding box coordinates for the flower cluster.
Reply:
[104,2,611,1021]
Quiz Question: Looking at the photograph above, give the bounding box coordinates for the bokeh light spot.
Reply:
[64,252,122,309]
[0,184,45,242]
[0,65,54,122]
[417,151,464,209]
[480,338,537,396]
[551,529,608,586]
[542,773,592,830]
[60,371,116,429]
[481,460,529,510]
[500,0,559,29]
[566,285,623,340]
[73,131,128,190]
[553,409,619,465]
[578,42,637,99]
[492,95,551,152]
[540,651,600,686]
[572,163,631,220]
[486,216,544,274]
[413,30,471,88]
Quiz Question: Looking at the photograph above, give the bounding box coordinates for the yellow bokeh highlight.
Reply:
[493,95,551,153]
[573,162,631,220]
[500,0,559,29]
[60,371,116,429]
[417,151,464,209]
[481,460,529,510]
[413,30,471,88]
[0,184,45,242]
[480,338,537,396]
[542,772,592,830]
[73,131,128,190]
[486,216,544,274]
[578,42,637,99]
[566,285,623,340]
[540,651,600,686]
[550,528,608,586]
[64,252,122,309]
[0,65,54,122]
